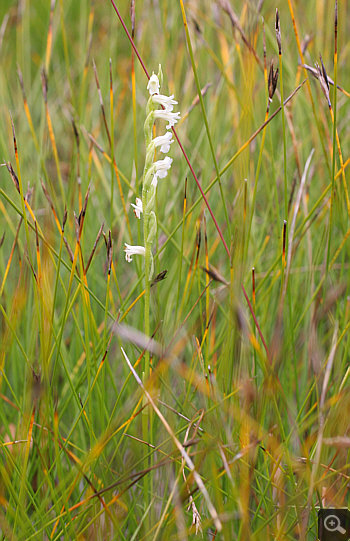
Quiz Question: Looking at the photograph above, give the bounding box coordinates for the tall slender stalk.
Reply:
[178,0,231,242]
[246,61,279,263]
[124,69,180,528]
[109,60,115,230]
[141,124,153,521]
[276,10,288,220]
[327,1,342,271]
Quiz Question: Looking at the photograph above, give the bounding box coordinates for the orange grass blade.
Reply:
[45,0,55,72]
[0,217,22,296]
[41,69,65,203]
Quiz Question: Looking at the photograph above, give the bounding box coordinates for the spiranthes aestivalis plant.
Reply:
[124,65,180,280]
[123,64,181,527]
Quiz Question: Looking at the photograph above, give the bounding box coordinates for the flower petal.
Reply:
[124,243,146,262]
[147,73,160,96]
[151,94,178,112]
[154,109,181,129]
[131,197,143,219]
[154,156,173,179]
[152,132,174,154]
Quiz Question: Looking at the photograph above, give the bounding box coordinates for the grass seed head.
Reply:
[107,230,113,273]
[62,206,67,232]
[4,162,20,193]
[41,68,48,102]
[130,0,135,37]
[275,8,281,54]
[315,54,331,107]
[151,270,167,287]
[268,61,279,101]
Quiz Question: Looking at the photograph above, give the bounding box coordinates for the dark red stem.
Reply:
[109,0,150,79]
[171,129,230,258]
[241,283,269,358]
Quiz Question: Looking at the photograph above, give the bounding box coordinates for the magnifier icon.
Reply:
[324,514,346,534]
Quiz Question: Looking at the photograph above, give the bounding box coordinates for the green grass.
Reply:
[1,0,350,539]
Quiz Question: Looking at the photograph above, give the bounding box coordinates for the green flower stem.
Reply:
[142,98,156,527]
[141,184,153,531]
[142,185,152,359]
[279,52,288,220]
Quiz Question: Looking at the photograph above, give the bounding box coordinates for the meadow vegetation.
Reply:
[0,0,350,539]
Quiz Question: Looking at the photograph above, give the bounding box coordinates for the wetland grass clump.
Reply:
[0,1,349,539]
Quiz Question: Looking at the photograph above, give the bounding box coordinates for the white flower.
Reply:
[154,156,173,180]
[150,156,173,188]
[151,94,178,112]
[147,73,160,95]
[124,243,145,262]
[152,132,174,153]
[154,109,181,129]
[131,197,143,219]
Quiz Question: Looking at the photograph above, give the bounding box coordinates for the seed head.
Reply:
[275,9,281,54]
[268,62,279,101]
[315,54,331,107]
